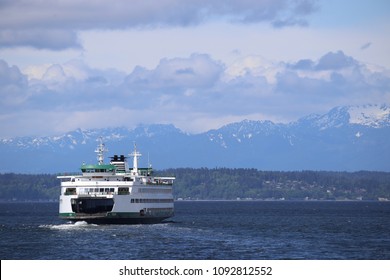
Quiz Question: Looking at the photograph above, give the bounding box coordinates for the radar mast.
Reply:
[95,137,108,165]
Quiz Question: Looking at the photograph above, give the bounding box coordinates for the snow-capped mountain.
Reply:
[1,104,389,173]
[348,104,390,127]
[292,104,390,130]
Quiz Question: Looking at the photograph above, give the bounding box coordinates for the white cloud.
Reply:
[125,54,223,91]
[0,0,318,50]
[23,64,52,80]
[224,55,283,84]
[0,60,29,107]
[0,50,389,137]
[0,29,81,50]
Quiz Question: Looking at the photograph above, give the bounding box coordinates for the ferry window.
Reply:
[65,188,76,195]
[99,188,104,192]
[110,188,114,192]
[105,188,110,192]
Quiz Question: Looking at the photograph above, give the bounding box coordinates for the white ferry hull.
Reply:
[59,194,174,224]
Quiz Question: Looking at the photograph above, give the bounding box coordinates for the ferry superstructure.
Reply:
[58,140,175,224]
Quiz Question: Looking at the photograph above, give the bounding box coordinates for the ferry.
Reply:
[57,140,175,224]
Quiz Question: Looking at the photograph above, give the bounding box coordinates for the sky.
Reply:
[0,0,389,138]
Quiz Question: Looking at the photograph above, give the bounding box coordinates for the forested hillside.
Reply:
[1,169,390,201]
[0,173,59,201]
[158,168,390,201]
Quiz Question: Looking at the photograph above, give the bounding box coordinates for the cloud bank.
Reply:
[0,50,389,137]
[0,0,318,49]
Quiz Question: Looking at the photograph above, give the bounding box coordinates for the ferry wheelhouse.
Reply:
[58,140,175,224]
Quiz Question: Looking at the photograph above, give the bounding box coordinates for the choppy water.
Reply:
[1,201,389,259]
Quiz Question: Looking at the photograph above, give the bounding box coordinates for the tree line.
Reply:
[1,168,390,201]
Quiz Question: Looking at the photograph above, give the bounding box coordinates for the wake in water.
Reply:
[40,221,98,230]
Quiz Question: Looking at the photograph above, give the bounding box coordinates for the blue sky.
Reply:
[0,0,389,137]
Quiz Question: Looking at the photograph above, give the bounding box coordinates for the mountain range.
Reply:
[1,104,389,173]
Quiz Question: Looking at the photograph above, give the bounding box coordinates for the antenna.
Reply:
[95,137,108,165]
[147,151,152,175]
